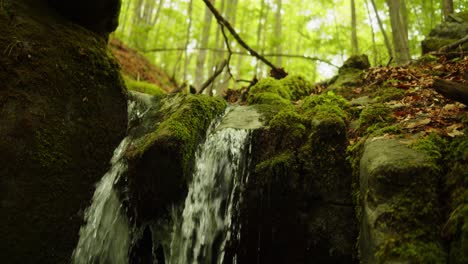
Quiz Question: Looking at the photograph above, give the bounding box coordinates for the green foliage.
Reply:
[357,104,394,133]
[302,91,350,121]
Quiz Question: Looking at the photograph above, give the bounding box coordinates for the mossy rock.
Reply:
[0,1,127,262]
[279,74,313,101]
[340,54,370,72]
[123,75,166,97]
[123,94,226,222]
[359,138,446,264]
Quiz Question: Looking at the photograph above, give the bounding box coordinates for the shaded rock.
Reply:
[46,0,121,37]
[237,90,357,263]
[0,1,127,263]
[359,138,446,264]
[422,12,468,54]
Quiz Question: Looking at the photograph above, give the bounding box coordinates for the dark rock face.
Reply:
[0,1,127,263]
[235,99,357,263]
[47,0,121,37]
[422,12,468,54]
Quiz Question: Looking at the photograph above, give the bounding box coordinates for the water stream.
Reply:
[167,125,252,264]
[71,101,260,264]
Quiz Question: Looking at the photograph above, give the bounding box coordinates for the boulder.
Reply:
[0,1,127,263]
[122,94,226,224]
[328,54,370,93]
[359,138,446,263]
[236,85,357,263]
[422,12,468,54]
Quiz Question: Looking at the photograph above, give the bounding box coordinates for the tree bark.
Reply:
[274,0,283,66]
[351,0,359,54]
[370,0,393,60]
[364,0,378,65]
[194,0,215,88]
[442,0,454,21]
[433,78,468,105]
[386,0,411,64]
[183,0,193,82]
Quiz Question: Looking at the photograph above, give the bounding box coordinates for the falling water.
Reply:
[167,107,255,264]
[71,138,131,264]
[71,97,149,264]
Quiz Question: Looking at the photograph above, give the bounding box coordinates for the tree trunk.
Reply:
[442,0,454,20]
[433,78,468,105]
[256,0,267,76]
[370,0,393,60]
[194,0,215,88]
[386,0,411,64]
[183,0,193,82]
[351,0,359,54]
[274,0,283,66]
[364,0,378,65]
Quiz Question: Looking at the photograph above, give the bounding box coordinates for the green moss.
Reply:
[302,91,349,111]
[248,92,292,108]
[358,104,394,134]
[279,74,313,101]
[374,87,405,103]
[249,77,291,100]
[127,94,226,176]
[328,68,364,90]
[123,75,166,97]
[255,151,296,183]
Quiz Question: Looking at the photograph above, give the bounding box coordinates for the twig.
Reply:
[201,0,287,79]
[198,59,228,95]
[439,34,468,52]
[143,47,338,67]
[219,24,234,80]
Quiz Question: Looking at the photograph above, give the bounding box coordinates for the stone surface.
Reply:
[421,12,468,54]
[0,1,127,263]
[359,138,446,264]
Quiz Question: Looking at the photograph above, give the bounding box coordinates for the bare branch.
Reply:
[143,47,338,67]
[198,59,228,95]
[201,0,287,79]
[439,34,468,52]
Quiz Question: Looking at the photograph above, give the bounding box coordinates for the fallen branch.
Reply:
[143,47,338,67]
[439,34,468,52]
[433,78,468,105]
[201,0,287,79]
[198,59,228,95]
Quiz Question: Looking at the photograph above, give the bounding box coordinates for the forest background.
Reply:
[114,0,466,94]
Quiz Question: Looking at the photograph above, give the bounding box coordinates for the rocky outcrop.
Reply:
[0,1,127,263]
[122,94,226,223]
[236,77,357,263]
[422,12,468,54]
[327,54,370,96]
[359,138,446,263]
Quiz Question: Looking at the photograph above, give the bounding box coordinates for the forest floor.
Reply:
[109,38,177,92]
[342,55,467,143]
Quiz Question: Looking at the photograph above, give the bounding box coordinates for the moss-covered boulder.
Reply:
[421,12,468,54]
[237,87,357,263]
[328,54,370,93]
[0,1,127,263]
[359,138,446,264]
[122,94,226,223]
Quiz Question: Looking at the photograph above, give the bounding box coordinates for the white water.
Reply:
[71,138,132,264]
[167,123,252,264]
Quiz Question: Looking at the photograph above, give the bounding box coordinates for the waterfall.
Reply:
[71,137,132,264]
[167,122,252,264]
[71,97,149,264]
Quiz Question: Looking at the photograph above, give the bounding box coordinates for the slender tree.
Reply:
[351,0,359,54]
[194,0,215,88]
[274,0,283,66]
[370,0,393,59]
[442,0,454,20]
[386,0,411,64]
